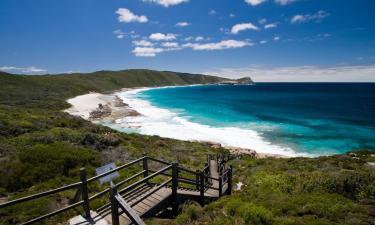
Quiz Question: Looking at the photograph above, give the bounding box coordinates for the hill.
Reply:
[0,70,374,225]
[0,69,227,109]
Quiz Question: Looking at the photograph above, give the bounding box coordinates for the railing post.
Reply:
[171,162,179,215]
[216,155,220,172]
[219,174,223,197]
[196,170,200,190]
[110,183,120,225]
[80,168,91,220]
[228,165,233,195]
[204,163,208,184]
[199,171,204,206]
[143,156,148,178]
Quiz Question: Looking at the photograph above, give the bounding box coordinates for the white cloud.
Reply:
[274,36,281,41]
[275,0,297,5]
[114,30,138,39]
[143,0,189,7]
[113,30,125,39]
[231,23,259,34]
[208,10,217,15]
[229,13,236,18]
[184,36,194,41]
[161,42,179,47]
[131,39,252,57]
[132,47,164,57]
[132,41,182,57]
[291,10,330,24]
[245,0,267,6]
[196,36,210,41]
[175,22,190,27]
[195,36,204,41]
[149,33,177,41]
[132,40,154,47]
[184,40,253,51]
[0,66,47,73]
[203,65,375,82]
[183,36,208,42]
[258,18,267,24]
[264,23,277,29]
[260,40,268,44]
[116,8,148,23]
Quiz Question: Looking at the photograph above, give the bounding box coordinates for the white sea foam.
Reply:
[114,87,307,157]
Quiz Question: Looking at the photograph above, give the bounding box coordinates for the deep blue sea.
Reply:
[118,83,375,156]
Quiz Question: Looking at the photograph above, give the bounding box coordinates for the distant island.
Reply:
[218,76,254,85]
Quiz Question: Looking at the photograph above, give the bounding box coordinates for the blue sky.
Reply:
[0,0,375,81]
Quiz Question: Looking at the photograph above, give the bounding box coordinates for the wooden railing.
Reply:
[0,154,233,225]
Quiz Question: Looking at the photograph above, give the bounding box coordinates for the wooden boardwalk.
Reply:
[0,154,233,225]
[96,159,229,225]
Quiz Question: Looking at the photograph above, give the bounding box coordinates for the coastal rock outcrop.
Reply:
[89,103,112,119]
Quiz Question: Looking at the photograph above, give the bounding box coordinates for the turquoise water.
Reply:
[136,83,375,156]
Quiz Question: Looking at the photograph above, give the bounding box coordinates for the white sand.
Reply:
[65,89,294,158]
[65,93,108,120]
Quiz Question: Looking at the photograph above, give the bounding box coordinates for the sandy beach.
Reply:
[65,88,290,158]
[65,89,140,123]
[65,92,109,120]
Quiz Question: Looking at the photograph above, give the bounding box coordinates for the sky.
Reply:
[0,0,375,81]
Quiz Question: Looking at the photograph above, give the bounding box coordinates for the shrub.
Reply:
[224,198,274,225]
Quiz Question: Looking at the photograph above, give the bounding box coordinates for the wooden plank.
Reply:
[115,194,146,225]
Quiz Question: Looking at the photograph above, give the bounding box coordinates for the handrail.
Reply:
[147,157,171,166]
[178,178,198,186]
[114,194,146,225]
[130,178,172,207]
[21,200,84,225]
[89,170,145,201]
[220,168,230,178]
[178,166,197,175]
[87,157,145,182]
[0,182,81,209]
[203,174,220,181]
[118,165,172,194]
[148,170,172,177]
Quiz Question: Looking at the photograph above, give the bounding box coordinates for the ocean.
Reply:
[115,83,375,157]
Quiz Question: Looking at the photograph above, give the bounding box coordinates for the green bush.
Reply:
[0,142,100,191]
[224,198,274,225]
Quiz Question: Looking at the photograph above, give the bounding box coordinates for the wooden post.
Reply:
[199,171,204,206]
[219,174,223,197]
[142,156,148,178]
[80,168,91,220]
[228,165,233,195]
[216,155,220,172]
[171,162,179,215]
[196,170,200,190]
[204,163,208,183]
[110,183,120,225]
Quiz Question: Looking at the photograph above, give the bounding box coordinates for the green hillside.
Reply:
[0,69,227,108]
[0,70,374,225]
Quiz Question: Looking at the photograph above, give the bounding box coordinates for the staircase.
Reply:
[0,154,233,225]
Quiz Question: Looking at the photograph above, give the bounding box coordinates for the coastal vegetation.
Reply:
[0,70,374,224]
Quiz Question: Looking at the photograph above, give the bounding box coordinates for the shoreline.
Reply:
[65,86,295,158]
